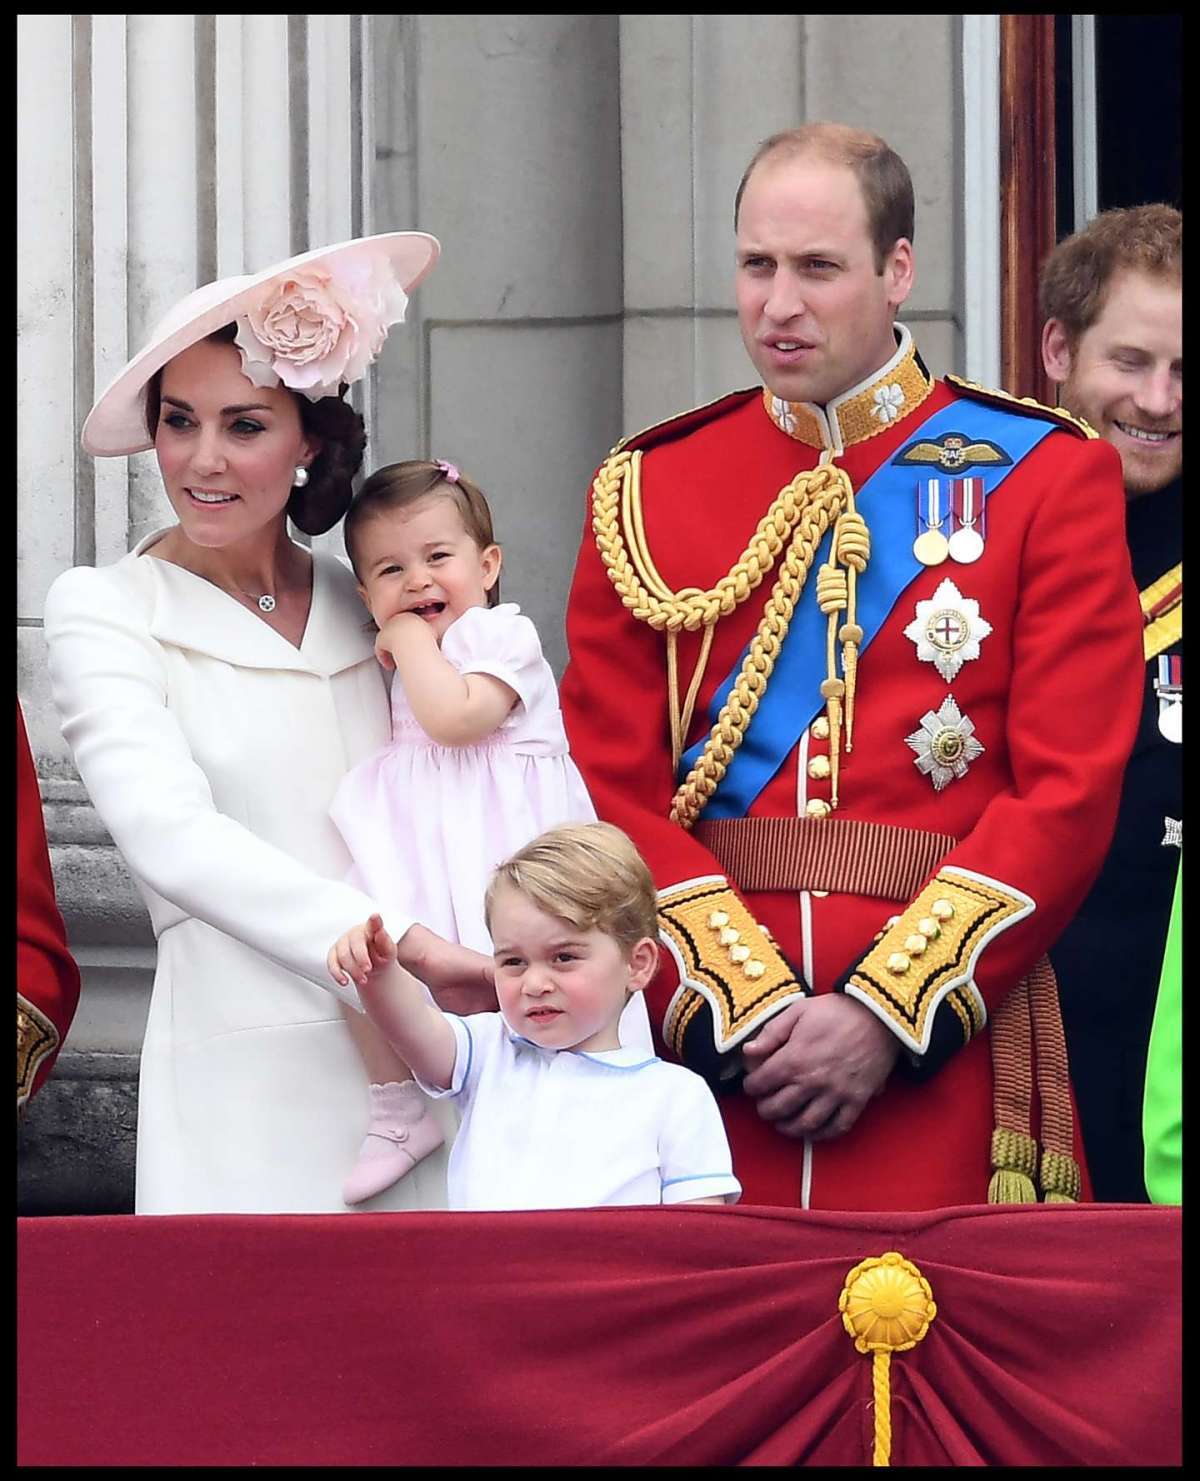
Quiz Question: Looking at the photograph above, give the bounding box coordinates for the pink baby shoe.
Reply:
[342,1080,445,1205]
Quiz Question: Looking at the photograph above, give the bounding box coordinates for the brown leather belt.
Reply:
[693,815,957,901]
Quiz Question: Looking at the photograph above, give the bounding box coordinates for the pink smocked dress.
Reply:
[330,603,597,954]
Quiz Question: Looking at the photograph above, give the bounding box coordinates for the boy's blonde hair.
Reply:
[484,822,659,957]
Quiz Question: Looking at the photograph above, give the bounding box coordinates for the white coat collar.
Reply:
[131,527,378,676]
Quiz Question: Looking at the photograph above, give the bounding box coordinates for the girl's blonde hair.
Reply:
[343,458,500,606]
[484,822,659,958]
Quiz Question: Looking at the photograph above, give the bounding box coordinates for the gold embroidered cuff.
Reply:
[18,992,60,1110]
[844,867,1034,1056]
[659,879,805,1056]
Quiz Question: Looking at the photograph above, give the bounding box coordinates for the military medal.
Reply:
[905,695,985,791]
[948,477,986,563]
[913,478,950,565]
[1154,654,1182,744]
[903,577,993,682]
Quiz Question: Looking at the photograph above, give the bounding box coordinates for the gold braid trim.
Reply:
[1142,563,1182,662]
[589,448,855,831]
[18,992,60,1111]
[1144,604,1182,662]
[659,880,805,1054]
[845,868,1033,1055]
[944,373,1098,439]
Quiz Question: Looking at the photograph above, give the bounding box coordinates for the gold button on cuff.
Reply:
[931,899,955,921]
[707,910,730,929]
[807,755,832,780]
[904,934,928,955]
[806,799,832,818]
[917,917,941,940]
[886,915,901,930]
[744,961,766,979]
[730,943,751,963]
[718,926,740,946]
[886,953,911,975]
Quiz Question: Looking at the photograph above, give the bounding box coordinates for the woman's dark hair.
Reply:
[343,459,501,607]
[143,322,367,536]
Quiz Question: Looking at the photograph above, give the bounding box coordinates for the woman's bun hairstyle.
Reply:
[289,394,367,535]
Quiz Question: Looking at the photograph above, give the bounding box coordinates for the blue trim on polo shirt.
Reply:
[662,1172,733,1188]
[576,1051,660,1071]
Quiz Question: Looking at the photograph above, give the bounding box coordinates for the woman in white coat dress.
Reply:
[43,234,495,1214]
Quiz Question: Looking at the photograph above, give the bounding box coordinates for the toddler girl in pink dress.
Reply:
[330,458,646,1203]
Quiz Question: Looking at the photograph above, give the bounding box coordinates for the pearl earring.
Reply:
[293,465,310,488]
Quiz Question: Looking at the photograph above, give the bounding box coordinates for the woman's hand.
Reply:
[396,922,497,1016]
[328,914,397,989]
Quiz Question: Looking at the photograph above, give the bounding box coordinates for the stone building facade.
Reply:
[18,13,998,1210]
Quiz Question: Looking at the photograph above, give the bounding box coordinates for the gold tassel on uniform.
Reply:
[987,978,1039,1204]
[816,559,849,807]
[834,507,870,751]
[1027,957,1082,1203]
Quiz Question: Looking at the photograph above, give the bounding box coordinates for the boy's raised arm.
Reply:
[329,916,459,1090]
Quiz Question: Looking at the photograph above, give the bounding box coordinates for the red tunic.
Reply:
[561,349,1142,1210]
[18,700,81,1107]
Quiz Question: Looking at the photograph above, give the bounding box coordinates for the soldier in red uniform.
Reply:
[18,699,81,1109]
[560,123,1143,1211]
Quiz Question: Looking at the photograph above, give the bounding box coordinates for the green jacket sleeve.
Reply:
[1143,858,1182,1204]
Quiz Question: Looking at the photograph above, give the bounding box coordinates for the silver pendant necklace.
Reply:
[226,582,278,613]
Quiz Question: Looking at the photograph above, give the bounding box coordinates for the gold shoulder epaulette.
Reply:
[944,373,1097,439]
[611,387,760,456]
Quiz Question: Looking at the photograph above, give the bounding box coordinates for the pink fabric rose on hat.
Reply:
[233,256,409,401]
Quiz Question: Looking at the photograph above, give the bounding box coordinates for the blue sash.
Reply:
[680,399,1058,817]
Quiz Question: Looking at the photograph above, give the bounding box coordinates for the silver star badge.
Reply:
[1163,817,1182,849]
[903,576,993,682]
[905,695,985,791]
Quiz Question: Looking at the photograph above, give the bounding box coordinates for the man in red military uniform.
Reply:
[18,699,82,1109]
[560,123,1143,1210]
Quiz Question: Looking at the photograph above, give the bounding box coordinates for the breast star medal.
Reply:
[903,577,993,683]
[912,477,950,566]
[947,477,986,563]
[905,695,985,791]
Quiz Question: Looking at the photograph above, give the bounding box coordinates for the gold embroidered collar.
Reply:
[763,324,933,453]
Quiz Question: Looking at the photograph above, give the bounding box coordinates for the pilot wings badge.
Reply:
[894,431,1013,474]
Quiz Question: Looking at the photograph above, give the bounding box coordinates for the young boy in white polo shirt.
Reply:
[328,822,741,1210]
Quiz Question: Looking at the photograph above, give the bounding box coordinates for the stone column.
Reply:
[371,14,624,676]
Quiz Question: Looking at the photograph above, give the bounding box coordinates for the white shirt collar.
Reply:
[502,1021,659,1069]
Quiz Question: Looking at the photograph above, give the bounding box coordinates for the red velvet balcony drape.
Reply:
[17,1203,1180,1467]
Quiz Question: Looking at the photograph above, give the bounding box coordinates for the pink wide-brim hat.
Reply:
[81,231,440,457]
